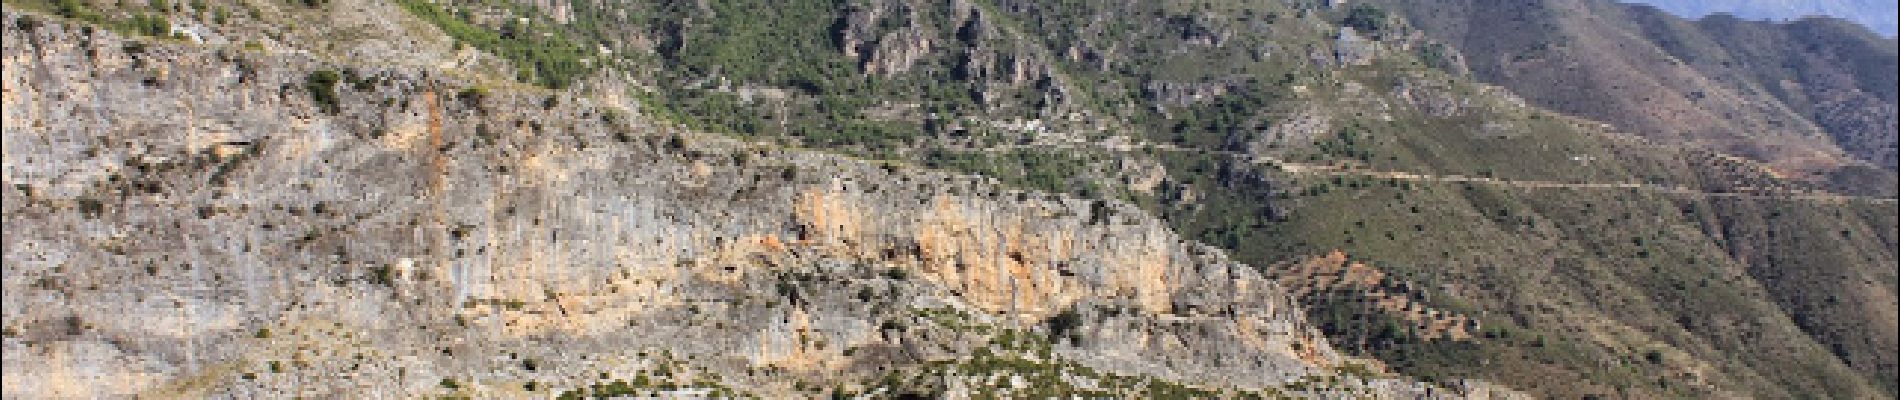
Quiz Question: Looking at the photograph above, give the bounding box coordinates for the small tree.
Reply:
[305,70,341,114]
[1045,307,1084,339]
[1342,5,1388,33]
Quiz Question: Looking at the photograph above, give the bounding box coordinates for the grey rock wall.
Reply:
[0,10,1511,399]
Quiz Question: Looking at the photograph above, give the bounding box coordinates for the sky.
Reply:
[1624,0,1899,37]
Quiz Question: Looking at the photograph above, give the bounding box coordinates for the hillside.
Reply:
[1624,0,1899,37]
[0,7,1510,397]
[3,0,1896,398]
[1371,0,1898,196]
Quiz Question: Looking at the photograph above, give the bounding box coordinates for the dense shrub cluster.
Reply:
[395,0,595,88]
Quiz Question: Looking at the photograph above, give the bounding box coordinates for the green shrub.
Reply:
[123,14,169,37]
[394,0,594,88]
[52,0,105,24]
[1342,5,1388,33]
[1045,307,1084,338]
[457,86,488,107]
[369,265,394,286]
[305,70,341,114]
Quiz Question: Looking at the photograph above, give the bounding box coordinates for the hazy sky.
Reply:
[1624,0,1899,36]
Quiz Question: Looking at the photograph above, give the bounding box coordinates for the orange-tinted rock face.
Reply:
[0,3,1567,397]
[0,14,1418,397]
[789,186,1185,320]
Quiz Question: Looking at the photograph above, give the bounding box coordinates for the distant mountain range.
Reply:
[1625,0,1899,36]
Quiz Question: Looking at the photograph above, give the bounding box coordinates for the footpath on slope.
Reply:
[961,139,1897,204]
[1251,155,1897,204]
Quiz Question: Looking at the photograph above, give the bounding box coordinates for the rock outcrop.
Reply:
[0,10,1506,398]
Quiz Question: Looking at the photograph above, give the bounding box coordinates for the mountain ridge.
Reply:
[1622,0,1899,37]
[2,0,1894,398]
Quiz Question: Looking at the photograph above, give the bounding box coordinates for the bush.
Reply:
[305,70,341,114]
[123,14,170,37]
[394,0,595,88]
[1342,5,1388,33]
[1045,307,1084,337]
[369,266,394,286]
[53,0,102,21]
[457,86,488,107]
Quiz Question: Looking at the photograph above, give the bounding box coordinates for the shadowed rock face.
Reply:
[0,11,1517,398]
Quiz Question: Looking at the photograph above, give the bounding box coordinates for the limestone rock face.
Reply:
[1,11,1501,399]
[1334,27,1379,65]
[840,0,935,76]
[1250,107,1333,156]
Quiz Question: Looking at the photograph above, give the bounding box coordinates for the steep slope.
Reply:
[1624,0,1899,37]
[1165,64,1898,398]
[4,0,1895,398]
[1356,2,1900,394]
[0,7,1519,398]
[1370,0,1898,195]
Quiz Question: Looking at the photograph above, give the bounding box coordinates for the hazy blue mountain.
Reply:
[1625,0,1899,36]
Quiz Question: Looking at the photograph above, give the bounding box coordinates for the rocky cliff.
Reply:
[5,0,1895,397]
[0,10,1525,398]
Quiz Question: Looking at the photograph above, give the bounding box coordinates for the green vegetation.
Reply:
[368,265,394,286]
[305,70,341,114]
[393,0,595,88]
[393,0,997,151]
[18,0,1878,397]
[8,0,180,38]
[921,149,1103,196]
[48,0,107,24]
[1230,144,1893,398]
[663,0,854,86]
[1044,307,1083,338]
[1417,43,1455,71]
[120,12,169,37]
[456,86,489,106]
[1116,56,1895,397]
[871,337,1276,399]
[553,354,746,399]
[463,298,527,310]
[1341,4,1388,33]
[1146,82,1290,150]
